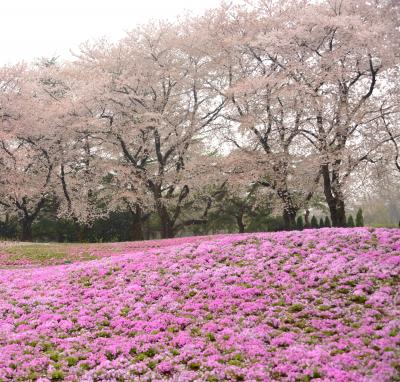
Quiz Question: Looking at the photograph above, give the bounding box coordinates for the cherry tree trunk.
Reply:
[157,205,175,239]
[321,164,347,227]
[131,212,144,241]
[160,221,175,239]
[20,218,33,242]
[283,208,297,230]
[235,214,245,233]
[326,197,346,227]
[277,188,297,230]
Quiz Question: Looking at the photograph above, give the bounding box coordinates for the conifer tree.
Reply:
[296,216,304,230]
[324,216,331,228]
[356,208,364,227]
[311,215,319,228]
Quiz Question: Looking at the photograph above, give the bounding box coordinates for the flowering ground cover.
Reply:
[0,235,220,268]
[0,228,399,381]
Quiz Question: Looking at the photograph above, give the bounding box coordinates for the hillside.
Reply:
[0,228,399,381]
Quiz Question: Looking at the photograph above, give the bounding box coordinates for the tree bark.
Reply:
[16,197,46,242]
[158,204,175,238]
[321,164,346,227]
[277,188,298,230]
[131,209,144,241]
[325,195,346,227]
[282,208,297,230]
[235,214,245,233]
[20,218,33,242]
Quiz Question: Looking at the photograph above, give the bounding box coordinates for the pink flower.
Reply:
[157,360,174,374]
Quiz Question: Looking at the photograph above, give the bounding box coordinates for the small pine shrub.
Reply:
[324,216,331,228]
[356,208,364,227]
[310,216,319,228]
[296,216,304,230]
[347,215,355,227]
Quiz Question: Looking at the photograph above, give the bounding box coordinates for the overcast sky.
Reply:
[0,0,221,65]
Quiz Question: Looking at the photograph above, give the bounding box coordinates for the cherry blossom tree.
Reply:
[248,0,400,226]
[194,0,400,227]
[190,2,322,228]
[73,22,225,238]
[0,65,60,240]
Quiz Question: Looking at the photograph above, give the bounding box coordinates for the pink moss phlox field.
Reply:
[0,235,222,268]
[0,228,399,381]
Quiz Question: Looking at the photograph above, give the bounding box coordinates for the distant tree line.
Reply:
[0,198,367,242]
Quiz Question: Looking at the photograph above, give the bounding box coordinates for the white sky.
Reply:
[0,0,221,65]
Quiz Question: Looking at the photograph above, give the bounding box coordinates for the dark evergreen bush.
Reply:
[356,208,364,227]
[311,215,319,228]
[324,216,331,227]
[296,216,304,230]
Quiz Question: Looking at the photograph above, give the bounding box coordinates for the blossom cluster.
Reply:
[0,228,399,381]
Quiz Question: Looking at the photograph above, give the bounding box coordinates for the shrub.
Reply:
[310,216,319,228]
[296,216,304,230]
[356,208,364,227]
[324,216,331,228]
